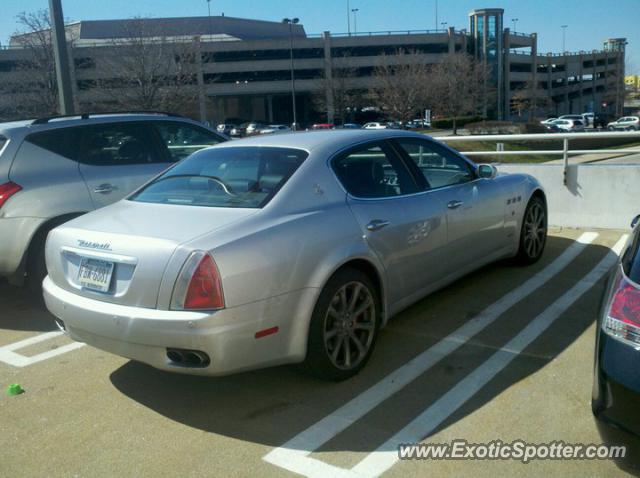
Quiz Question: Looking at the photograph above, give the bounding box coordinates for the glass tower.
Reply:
[469,8,504,118]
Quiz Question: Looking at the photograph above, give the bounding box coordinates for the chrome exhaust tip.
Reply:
[166,348,210,368]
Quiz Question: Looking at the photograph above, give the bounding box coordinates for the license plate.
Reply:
[78,258,114,293]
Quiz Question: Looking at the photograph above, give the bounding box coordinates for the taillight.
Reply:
[0,181,21,208]
[171,252,224,311]
[603,269,640,348]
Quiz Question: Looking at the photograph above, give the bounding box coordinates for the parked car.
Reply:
[607,116,640,131]
[543,123,563,133]
[550,119,585,132]
[260,124,292,134]
[592,215,640,472]
[593,113,615,129]
[216,123,236,135]
[0,112,226,290]
[582,112,595,127]
[311,123,335,130]
[559,114,589,126]
[338,123,361,129]
[403,121,421,130]
[43,130,547,381]
[363,122,388,129]
[540,117,558,126]
[246,122,267,135]
[230,123,250,137]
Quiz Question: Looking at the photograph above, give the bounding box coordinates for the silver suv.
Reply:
[0,112,225,289]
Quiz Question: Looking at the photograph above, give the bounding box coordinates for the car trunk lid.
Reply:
[46,200,258,308]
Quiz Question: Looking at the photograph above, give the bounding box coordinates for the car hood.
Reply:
[45,200,258,308]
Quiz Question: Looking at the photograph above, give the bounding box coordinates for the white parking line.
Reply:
[263,232,598,476]
[0,331,85,367]
[351,234,627,477]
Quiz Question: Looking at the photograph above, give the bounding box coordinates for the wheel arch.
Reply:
[530,187,547,209]
[15,212,86,285]
[318,255,388,326]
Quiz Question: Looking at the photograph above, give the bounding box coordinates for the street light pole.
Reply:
[440,21,447,31]
[347,0,351,35]
[207,0,212,38]
[435,0,438,31]
[49,0,74,114]
[283,18,299,130]
[351,8,359,34]
[561,24,568,52]
[511,18,518,32]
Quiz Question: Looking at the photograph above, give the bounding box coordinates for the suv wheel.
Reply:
[26,228,49,295]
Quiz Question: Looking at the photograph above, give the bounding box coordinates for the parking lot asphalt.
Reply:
[0,228,634,477]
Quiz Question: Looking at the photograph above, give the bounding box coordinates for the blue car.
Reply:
[592,214,640,472]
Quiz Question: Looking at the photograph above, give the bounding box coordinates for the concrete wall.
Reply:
[498,163,638,230]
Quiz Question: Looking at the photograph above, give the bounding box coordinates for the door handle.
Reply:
[93,183,118,194]
[366,219,390,231]
[447,200,463,209]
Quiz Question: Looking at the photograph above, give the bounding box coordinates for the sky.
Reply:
[0,0,638,73]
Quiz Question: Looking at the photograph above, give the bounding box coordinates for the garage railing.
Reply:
[437,131,640,185]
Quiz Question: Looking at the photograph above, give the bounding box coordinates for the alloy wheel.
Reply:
[323,281,376,370]
[523,201,547,259]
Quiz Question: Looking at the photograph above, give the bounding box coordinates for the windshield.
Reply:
[130,146,307,208]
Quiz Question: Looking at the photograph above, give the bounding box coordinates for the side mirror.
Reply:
[632,214,640,229]
[477,163,497,179]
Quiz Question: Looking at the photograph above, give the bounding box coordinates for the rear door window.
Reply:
[331,142,418,198]
[131,146,307,208]
[154,122,224,162]
[75,123,160,166]
[0,136,6,152]
[393,138,475,189]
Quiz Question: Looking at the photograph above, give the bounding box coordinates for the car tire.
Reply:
[304,268,380,381]
[26,216,80,295]
[25,228,49,296]
[515,195,547,265]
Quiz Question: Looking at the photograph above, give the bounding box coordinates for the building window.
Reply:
[510,63,532,73]
[202,48,323,63]
[204,68,323,84]
[331,43,448,57]
[74,57,95,69]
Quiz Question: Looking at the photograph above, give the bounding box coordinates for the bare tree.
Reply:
[510,81,551,120]
[96,18,199,113]
[1,10,74,118]
[425,53,487,134]
[370,51,431,124]
[313,59,362,124]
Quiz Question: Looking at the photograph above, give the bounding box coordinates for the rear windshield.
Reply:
[130,146,307,208]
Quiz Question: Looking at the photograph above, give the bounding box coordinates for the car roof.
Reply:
[212,129,428,153]
[0,119,33,134]
[0,113,209,138]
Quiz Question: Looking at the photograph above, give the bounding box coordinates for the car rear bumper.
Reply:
[0,216,45,278]
[592,333,640,471]
[43,276,319,376]
[593,378,640,472]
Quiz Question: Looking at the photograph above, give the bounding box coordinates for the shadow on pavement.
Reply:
[0,280,57,332]
[109,236,611,453]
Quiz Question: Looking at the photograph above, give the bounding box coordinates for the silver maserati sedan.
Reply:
[43,130,547,381]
